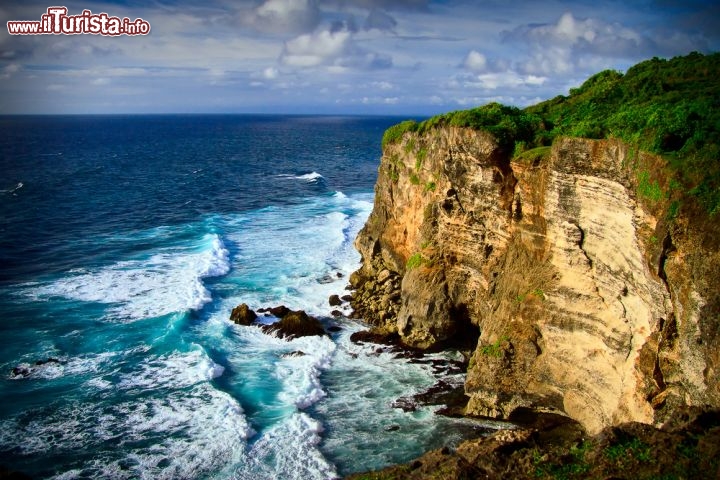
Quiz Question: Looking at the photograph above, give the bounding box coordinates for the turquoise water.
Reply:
[0,115,484,479]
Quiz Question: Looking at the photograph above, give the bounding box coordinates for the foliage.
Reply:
[404,138,416,154]
[388,166,399,183]
[603,436,653,466]
[415,147,427,169]
[424,181,436,192]
[515,146,551,165]
[479,336,509,357]
[526,52,720,216]
[382,120,418,149]
[406,252,425,270]
[409,172,420,185]
[637,170,666,202]
[381,51,720,217]
[534,440,593,480]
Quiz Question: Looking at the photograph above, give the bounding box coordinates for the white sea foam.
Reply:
[223,193,372,316]
[117,347,226,392]
[277,172,325,183]
[312,320,500,475]
[3,181,24,195]
[232,412,337,480]
[0,347,252,480]
[26,233,230,321]
[8,351,117,381]
[295,172,324,182]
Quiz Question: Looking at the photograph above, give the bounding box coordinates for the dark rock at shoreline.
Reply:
[230,303,257,325]
[349,329,400,346]
[330,310,343,318]
[341,294,353,302]
[261,310,326,339]
[329,294,342,307]
[391,397,418,412]
[347,407,720,480]
[391,379,468,416]
[327,324,342,332]
[268,305,291,318]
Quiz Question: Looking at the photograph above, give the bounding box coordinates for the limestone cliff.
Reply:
[350,126,720,434]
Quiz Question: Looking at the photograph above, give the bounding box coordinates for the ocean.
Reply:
[0,115,485,479]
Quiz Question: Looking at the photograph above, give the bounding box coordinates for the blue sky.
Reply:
[1,0,718,114]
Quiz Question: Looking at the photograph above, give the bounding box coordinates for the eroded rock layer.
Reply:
[351,127,719,434]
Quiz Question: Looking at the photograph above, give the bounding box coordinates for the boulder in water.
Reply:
[261,310,326,339]
[230,303,257,325]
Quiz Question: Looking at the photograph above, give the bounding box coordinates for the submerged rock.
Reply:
[261,310,326,339]
[10,357,62,378]
[230,303,257,325]
[281,350,307,358]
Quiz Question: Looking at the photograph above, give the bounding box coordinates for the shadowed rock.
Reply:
[261,310,326,339]
[230,303,257,325]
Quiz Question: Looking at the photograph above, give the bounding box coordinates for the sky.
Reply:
[0,0,718,115]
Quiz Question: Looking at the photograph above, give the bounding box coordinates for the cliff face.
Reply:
[351,126,720,434]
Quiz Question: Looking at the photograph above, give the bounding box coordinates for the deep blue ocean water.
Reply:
[0,115,487,479]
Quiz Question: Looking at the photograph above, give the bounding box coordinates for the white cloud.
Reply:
[282,28,352,67]
[279,25,391,70]
[0,63,20,80]
[512,12,642,51]
[263,67,279,79]
[522,46,574,75]
[245,0,321,34]
[372,81,393,90]
[463,50,487,71]
[464,71,547,90]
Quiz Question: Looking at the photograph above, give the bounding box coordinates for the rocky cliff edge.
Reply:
[350,126,719,434]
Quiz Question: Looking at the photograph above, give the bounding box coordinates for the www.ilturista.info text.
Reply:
[7,7,150,35]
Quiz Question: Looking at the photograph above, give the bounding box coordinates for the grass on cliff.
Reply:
[382,52,720,217]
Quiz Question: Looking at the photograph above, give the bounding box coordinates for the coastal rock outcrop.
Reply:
[230,303,257,325]
[261,309,326,339]
[351,126,720,434]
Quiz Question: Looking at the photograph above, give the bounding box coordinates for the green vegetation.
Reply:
[404,138,416,154]
[516,288,546,303]
[406,252,425,270]
[415,147,428,169]
[516,146,551,166]
[603,436,653,466]
[381,52,720,217]
[637,170,665,202]
[382,120,418,149]
[424,181,436,192]
[479,336,509,357]
[534,441,593,479]
[388,167,399,183]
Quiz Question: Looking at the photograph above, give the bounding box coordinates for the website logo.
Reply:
[7,6,151,36]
